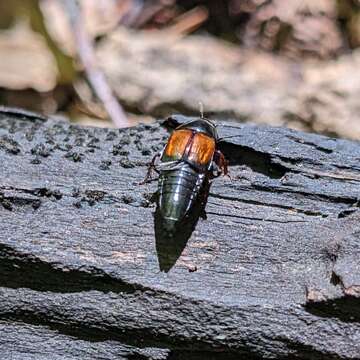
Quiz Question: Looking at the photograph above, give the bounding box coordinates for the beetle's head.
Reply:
[169,115,218,140]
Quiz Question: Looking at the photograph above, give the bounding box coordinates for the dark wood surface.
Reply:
[0,107,359,359]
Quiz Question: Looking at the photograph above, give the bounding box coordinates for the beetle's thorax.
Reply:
[177,118,217,140]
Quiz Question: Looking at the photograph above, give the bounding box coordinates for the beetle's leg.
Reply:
[149,191,159,204]
[140,153,160,184]
[212,149,229,178]
[199,189,208,220]
[216,149,229,176]
[199,179,210,220]
[200,208,207,220]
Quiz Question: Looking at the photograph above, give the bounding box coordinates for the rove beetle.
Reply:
[142,111,228,235]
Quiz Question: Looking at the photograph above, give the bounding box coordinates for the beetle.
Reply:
[142,114,228,234]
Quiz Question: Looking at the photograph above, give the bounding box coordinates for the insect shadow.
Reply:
[154,180,210,273]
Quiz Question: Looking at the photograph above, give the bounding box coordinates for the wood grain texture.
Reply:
[0,108,360,359]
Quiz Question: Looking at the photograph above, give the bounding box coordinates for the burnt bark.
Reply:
[0,107,360,359]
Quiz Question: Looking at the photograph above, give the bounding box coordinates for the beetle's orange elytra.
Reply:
[164,129,193,160]
[188,133,215,165]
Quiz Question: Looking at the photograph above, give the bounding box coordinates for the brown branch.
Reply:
[63,0,130,128]
[165,6,209,35]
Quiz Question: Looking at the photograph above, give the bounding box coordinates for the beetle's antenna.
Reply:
[217,135,240,142]
[199,102,204,119]
[198,102,218,127]
[175,104,217,129]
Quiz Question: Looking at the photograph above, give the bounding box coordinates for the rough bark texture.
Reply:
[0,107,360,359]
[97,29,360,139]
[0,320,169,360]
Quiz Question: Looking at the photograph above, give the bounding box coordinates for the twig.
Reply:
[164,6,209,35]
[63,0,130,128]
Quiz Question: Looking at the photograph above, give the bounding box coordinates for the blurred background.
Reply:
[1,0,360,138]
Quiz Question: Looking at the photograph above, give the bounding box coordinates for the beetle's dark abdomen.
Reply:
[158,163,204,231]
